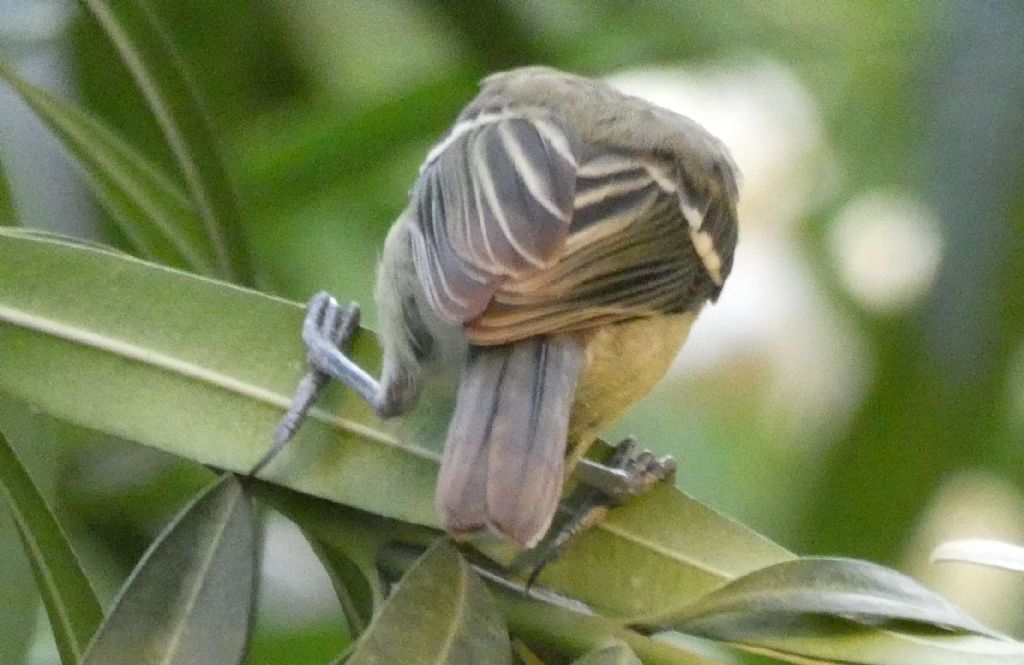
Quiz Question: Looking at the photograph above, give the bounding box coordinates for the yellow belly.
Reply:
[567,310,699,460]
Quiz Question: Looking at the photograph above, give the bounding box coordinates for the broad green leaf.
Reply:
[0,59,216,273]
[82,474,256,665]
[520,480,794,618]
[346,541,512,665]
[0,229,442,524]
[0,428,103,665]
[656,557,998,636]
[0,229,794,620]
[931,539,1024,573]
[79,0,254,284]
[660,558,1024,665]
[571,642,641,665]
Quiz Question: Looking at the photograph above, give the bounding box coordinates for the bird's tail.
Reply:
[435,334,584,549]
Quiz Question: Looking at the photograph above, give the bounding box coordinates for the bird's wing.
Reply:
[408,108,580,324]
[410,110,737,346]
[465,151,736,345]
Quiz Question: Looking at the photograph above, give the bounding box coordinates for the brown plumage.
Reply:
[366,67,740,548]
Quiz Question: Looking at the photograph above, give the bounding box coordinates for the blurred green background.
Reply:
[1,1,1022,663]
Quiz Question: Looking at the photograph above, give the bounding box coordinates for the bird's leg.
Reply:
[520,438,676,586]
[252,292,385,475]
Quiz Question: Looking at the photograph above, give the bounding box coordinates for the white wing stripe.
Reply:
[422,110,518,171]
[574,173,652,208]
[532,117,577,167]
[472,135,548,268]
[497,122,566,219]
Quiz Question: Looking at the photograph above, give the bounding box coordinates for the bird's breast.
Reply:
[567,309,699,450]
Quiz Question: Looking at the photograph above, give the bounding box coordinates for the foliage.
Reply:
[1,1,1022,664]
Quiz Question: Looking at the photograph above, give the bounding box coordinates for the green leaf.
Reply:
[931,539,1024,573]
[686,617,1024,665]
[0,59,216,273]
[0,229,793,620]
[279,488,392,638]
[658,557,998,635]
[305,535,377,638]
[571,642,641,665]
[345,540,511,665]
[512,640,548,665]
[79,0,254,284]
[259,486,721,665]
[0,158,14,226]
[661,558,1024,665]
[492,585,720,665]
[0,427,103,665]
[524,482,795,619]
[0,228,442,524]
[251,481,428,638]
[82,474,256,665]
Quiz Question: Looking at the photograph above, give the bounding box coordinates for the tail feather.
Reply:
[435,334,583,548]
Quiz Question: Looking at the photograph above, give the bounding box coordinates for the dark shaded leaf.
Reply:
[0,59,215,273]
[305,535,378,637]
[492,584,721,665]
[686,616,1024,665]
[79,0,254,284]
[346,541,511,665]
[0,428,103,665]
[82,474,256,665]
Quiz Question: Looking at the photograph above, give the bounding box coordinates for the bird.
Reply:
[265,66,740,550]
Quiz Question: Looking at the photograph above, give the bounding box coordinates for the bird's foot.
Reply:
[252,292,360,475]
[574,437,677,504]
[516,438,677,587]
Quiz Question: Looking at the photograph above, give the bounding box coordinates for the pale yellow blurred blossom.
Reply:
[829,191,944,314]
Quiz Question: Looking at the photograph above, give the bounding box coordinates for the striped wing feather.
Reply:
[411,110,727,345]
[409,110,578,324]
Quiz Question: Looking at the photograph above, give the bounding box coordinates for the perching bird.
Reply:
[268,66,740,550]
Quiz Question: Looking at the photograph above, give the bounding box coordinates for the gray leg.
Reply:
[252,292,385,475]
[519,438,677,586]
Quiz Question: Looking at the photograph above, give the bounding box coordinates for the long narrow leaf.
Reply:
[682,618,1024,665]
[0,59,216,273]
[79,0,254,284]
[656,557,998,636]
[0,157,14,225]
[0,229,799,621]
[660,558,1024,665]
[82,473,256,665]
[345,541,512,665]
[0,428,103,665]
